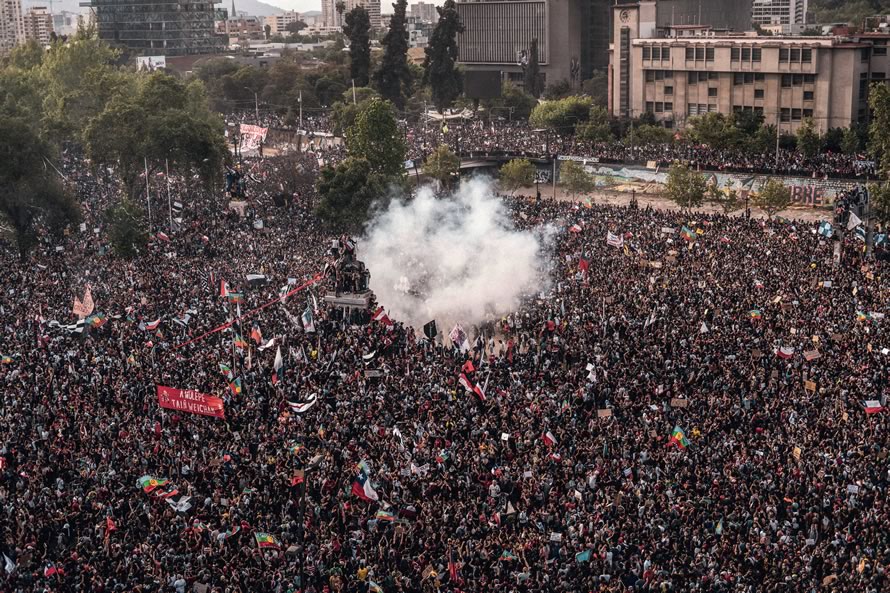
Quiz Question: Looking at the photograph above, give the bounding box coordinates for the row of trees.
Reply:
[0,29,227,256]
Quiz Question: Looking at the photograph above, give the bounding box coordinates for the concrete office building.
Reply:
[609,3,877,133]
[0,0,24,53]
[752,0,807,26]
[457,0,583,88]
[409,1,437,23]
[264,11,302,35]
[83,0,224,55]
[22,5,53,44]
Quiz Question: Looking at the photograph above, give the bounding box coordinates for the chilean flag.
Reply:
[543,431,558,447]
[351,461,379,502]
[472,383,486,402]
[458,373,473,393]
[461,359,475,374]
[144,319,161,331]
[864,400,884,414]
[776,346,794,359]
[372,307,393,326]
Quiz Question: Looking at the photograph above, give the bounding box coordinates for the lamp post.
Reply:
[244,86,259,122]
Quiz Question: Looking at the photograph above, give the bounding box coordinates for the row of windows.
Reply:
[642,46,670,61]
[644,69,673,81]
[733,72,766,85]
[780,107,814,121]
[781,73,816,86]
[778,48,813,63]
[730,47,763,62]
[688,71,719,83]
[644,101,674,114]
[688,104,718,115]
[685,47,715,61]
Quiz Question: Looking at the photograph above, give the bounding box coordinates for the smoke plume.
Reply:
[361,179,550,331]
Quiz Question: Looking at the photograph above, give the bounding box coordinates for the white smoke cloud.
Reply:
[360,178,550,330]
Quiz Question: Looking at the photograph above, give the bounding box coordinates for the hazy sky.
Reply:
[273,0,442,14]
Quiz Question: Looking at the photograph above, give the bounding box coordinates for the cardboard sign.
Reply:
[670,398,689,408]
[792,446,801,460]
[156,385,225,418]
[597,408,612,417]
[804,380,817,392]
[803,350,821,361]
[364,369,383,378]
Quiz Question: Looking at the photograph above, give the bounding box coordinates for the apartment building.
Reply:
[609,2,880,133]
[22,6,53,44]
[752,0,807,26]
[0,0,24,53]
[264,11,302,35]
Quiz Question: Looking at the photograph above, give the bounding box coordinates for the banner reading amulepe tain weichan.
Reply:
[156,385,225,418]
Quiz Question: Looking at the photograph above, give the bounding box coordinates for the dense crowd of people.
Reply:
[0,132,888,593]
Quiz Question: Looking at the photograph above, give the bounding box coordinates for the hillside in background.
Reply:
[810,0,890,25]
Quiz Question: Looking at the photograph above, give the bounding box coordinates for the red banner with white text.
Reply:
[156,385,225,418]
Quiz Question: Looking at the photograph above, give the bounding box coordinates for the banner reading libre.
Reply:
[156,385,225,418]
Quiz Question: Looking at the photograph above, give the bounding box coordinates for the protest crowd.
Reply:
[0,127,888,593]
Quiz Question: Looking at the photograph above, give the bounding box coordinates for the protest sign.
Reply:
[156,385,225,418]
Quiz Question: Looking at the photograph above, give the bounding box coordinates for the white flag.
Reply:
[3,554,15,575]
[699,321,709,334]
[848,211,863,230]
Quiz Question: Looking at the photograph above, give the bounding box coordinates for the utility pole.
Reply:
[298,90,303,129]
[165,158,173,232]
[352,79,357,104]
[144,157,152,230]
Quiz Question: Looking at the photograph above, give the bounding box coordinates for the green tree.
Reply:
[423,0,464,112]
[524,38,542,98]
[581,69,608,107]
[665,162,707,209]
[106,198,148,258]
[708,180,742,214]
[796,117,822,158]
[867,181,890,225]
[685,113,740,149]
[730,109,764,137]
[331,87,380,135]
[346,98,407,178]
[316,157,388,232]
[559,160,594,199]
[424,144,460,188]
[374,0,410,108]
[752,178,792,219]
[483,81,537,121]
[344,7,371,87]
[499,158,535,195]
[576,105,612,142]
[284,20,308,33]
[543,79,572,101]
[751,124,778,153]
[0,118,80,256]
[867,83,890,176]
[841,126,861,155]
[529,95,592,133]
[627,124,672,145]
[84,72,227,200]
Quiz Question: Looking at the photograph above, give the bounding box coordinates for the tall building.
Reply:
[752,0,807,26]
[409,1,437,23]
[609,2,885,133]
[0,0,24,53]
[264,10,302,35]
[457,0,583,89]
[321,0,340,29]
[350,0,381,30]
[323,0,380,30]
[82,0,224,56]
[22,6,53,44]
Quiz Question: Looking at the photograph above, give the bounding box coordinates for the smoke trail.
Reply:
[360,178,550,330]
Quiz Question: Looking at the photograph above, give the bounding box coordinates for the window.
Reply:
[780,108,791,121]
[663,47,670,59]
[643,47,651,60]
[664,102,673,111]
[754,89,764,99]
[875,46,888,56]
[754,106,763,115]
[651,47,660,60]
[862,47,871,62]
[664,70,673,79]
[803,90,814,100]
[733,72,744,85]
[804,74,815,84]
[688,71,697,84]
[790,48,800,62]
[741,47,751,61]
[792,74,803,85]
[646,70,655,82]
[873,72,886,80]
[780,48,789,61]
[646,101,654,113]
[744,73,754,84]
[708,87,718,97]
[655,102,664,113]
[791,108,802,121]
[664,85,673,95]
[755,73,765,82]
[801,48,811,63]
[708,104,717,113]
[731,47,740,61]
[708,72,718,80]
[686,47,694,60]
[687,103,698,115]
[803,108,813,118]
[782,74,792,87]
[665,119,674,128]
[706,47,714,61]
[695,47,705,60]
[752,48,762,62]
[655,70,665,81]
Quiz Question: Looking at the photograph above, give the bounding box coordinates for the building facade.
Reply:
[83,0,224,56]
[457,0,583,89]
[264,11,302,35]
[409,1,438,23]
[0,0,24,53]
[22,5,53,44]
[609,4,877,133]
[752,0,807,26]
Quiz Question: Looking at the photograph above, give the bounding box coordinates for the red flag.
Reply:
[579,258,589,273]
[461,360,475,374]
[105,517,117,538]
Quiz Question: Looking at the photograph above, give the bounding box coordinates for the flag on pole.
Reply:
[372,307,393,325]
[668,426,689,449]
[250,324,262,344]
[449,324,467,351]
[423,320,438,340]
[228,378,242,395]
[351,460,379,501]
[272,346,283,385]
[144,318,161,331]
[542,431,558,447]
[254,532,281,549]
[680,226,696,242]
[233,334,248,350]
[302,306,315,333]
[818,221,833,237]
[848,211,863,230]
[288,393,318,413]
[219,363,234,380]
[3,553,14,575]
[220,280,230,298]
[864,400,884,414]
[606,232,624,248]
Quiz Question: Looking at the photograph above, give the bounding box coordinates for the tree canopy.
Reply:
[374,0,411,108]
[345,98,407,178]
[665,162,707,209]
[423,0,464,112]
[344,7,372,87]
